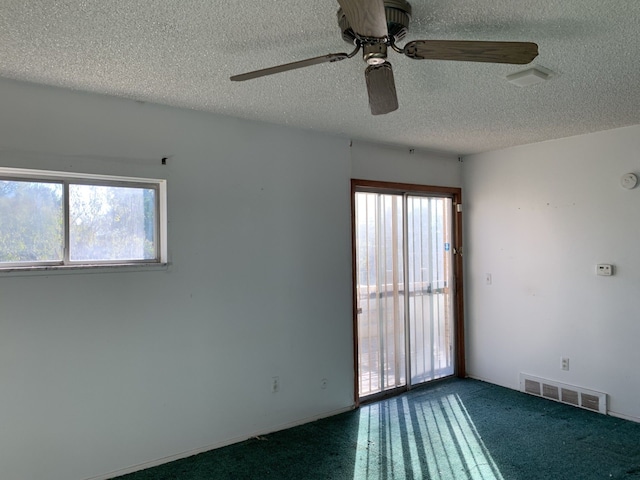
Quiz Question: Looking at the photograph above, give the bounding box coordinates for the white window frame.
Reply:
[0,167,167,272]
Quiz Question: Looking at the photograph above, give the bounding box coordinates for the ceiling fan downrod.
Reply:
[338,0,412,66]
[337,0,412,46]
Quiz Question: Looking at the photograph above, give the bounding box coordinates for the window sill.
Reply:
[0,262,170,277]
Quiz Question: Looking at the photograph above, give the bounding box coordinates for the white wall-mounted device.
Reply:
[596,264,613,276]
[621,173,638,189]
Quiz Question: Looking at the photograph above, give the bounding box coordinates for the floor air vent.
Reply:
[520,373,607,414]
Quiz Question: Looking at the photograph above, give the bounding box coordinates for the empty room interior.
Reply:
[1,1,639,479]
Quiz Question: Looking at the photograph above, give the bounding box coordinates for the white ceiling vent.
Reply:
[519,373,607,415]
[506,67,552,87]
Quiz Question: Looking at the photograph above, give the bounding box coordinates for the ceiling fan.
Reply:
[230,0,538,115]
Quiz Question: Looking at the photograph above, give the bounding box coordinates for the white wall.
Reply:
[0,77,462,480]
[351,140,462,187]
[0,78,357,480]
[463,125,640,421]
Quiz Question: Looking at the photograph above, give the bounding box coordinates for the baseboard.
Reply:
[465,373,515,391]
[608,410,640,424]
[85,404,355,480]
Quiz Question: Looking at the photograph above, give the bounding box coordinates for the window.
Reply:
[0,167,166,269]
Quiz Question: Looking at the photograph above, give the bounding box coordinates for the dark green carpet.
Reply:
[115,378,640,479]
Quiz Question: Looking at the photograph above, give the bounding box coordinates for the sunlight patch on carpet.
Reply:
[353,393,504,480]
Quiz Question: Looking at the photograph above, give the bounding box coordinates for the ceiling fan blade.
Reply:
[337,0,388,38]
[365,62,398,116]
[230,53,349,81]
[403,40,538,64]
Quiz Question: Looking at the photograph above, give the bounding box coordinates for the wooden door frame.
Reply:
[351,179,466,406]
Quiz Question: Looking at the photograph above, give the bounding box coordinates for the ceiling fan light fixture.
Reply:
[506,67,551,87]
[363,43,388,65]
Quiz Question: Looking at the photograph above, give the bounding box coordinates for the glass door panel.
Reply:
[407,196,454,384]
[355,192,406,397]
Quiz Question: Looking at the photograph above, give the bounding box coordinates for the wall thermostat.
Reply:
[596,264,613,276]
[621,173,638,189]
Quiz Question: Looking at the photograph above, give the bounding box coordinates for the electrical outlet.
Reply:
[271,376,280,393]
[321,378,328,390]
[561,357,570,371]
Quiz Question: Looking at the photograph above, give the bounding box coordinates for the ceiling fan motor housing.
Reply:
[338,0,412,44]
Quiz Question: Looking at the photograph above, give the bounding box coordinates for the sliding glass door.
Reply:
[353,181,462,400]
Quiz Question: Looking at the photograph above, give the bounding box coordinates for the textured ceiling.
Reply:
[1,1,639,155]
